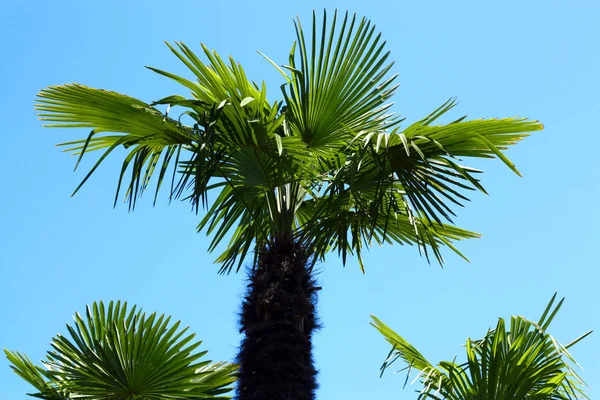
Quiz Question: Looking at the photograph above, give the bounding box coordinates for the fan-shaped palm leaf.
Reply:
[5,301,237,400]
[372,294,591,399]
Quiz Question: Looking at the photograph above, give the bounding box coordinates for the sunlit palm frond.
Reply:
[305,98,543,266]
[4,352,68,400]
[5,301,237,400]
[37,84,199,209]
[283,10,400,157]
[149,42,285,151]
[381,99,542,226]
[372,294,591,399]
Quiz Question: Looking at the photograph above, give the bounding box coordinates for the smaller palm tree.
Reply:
[5,301,237,400]
[372,294,592,399]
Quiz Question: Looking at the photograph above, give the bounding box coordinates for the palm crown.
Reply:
[36,11,542,273]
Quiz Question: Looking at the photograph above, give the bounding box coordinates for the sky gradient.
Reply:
[1,1,599,398]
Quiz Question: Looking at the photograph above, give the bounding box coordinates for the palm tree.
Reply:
[5,301,237,399]
[372,294,592,399]
[35,10,543,400]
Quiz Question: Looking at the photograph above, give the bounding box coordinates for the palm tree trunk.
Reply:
[236,241,319,400]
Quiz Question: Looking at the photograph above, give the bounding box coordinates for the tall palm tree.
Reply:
[5,301,237,399]
[372,294,592,399]
[35,10,542,400]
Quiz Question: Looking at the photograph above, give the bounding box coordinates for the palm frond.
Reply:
[382,100,542,225]
[5,301,237,400]
[283,10,400,157]
[37,84,198,209]
[4,351,68,400]
[307,99,543,266]
[296,193,480,271]
[149,42,285,151]
[372,294,591,399]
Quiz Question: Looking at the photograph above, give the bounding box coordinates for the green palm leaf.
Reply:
[5,301,237,400]
[301,97,542,266]
[37,84,198,209]
[372,294,592,399]
[283,10,400,155]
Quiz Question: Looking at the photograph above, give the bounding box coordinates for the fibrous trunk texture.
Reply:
[236,241,319,400]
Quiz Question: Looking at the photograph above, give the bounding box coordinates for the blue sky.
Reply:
[1,0,598,398]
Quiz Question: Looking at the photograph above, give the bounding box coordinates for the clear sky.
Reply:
[1,1,598,398]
